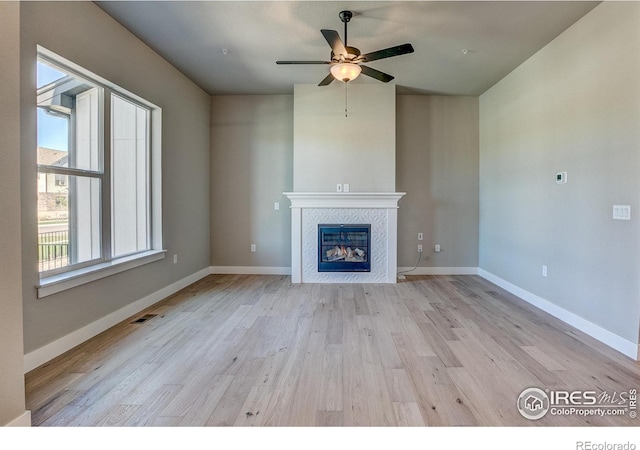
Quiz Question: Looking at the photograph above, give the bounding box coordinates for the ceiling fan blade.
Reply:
[360,65,394,83]
[360,43,414,63]
[276,61,330,65]
[321,29,347,57]
[318,73,334,86]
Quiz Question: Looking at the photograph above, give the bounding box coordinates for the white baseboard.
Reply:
[398,267,479,276]
[209,266,477,277]
[478,268,639,361]
[210,266,291,275]
[24,267,212,373]
[209,266,479,277]
[5,410,31,427]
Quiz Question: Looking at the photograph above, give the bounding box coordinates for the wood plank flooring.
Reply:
[25,274,639,426]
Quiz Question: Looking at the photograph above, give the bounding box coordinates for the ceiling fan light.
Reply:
[330,63,361,83]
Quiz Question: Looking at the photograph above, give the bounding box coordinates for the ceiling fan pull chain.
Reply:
[345,82,348,117]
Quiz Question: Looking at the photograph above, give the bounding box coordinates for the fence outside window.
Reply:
[38,230,69,271]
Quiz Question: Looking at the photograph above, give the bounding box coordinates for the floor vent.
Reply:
[131,314,157,324]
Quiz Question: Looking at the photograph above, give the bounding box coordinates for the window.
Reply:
[36,47,163,297]
[111,95,150,258]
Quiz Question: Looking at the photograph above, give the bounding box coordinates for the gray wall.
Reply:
[0,1,27,425]
[21,2,211,353]
[210,95,293,268]
[293,84,396,192]
[210,94,479,270]
[479,2,640,344]
[397,96,479,269]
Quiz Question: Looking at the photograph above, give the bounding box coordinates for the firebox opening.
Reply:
[318,224,371,272]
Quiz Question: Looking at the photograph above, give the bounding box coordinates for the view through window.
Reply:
[37,50,158,278]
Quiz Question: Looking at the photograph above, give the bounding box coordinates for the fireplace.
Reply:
[318,224,371,272]
[284,192,405,283]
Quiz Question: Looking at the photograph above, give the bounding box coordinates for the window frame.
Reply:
[36,46,164,298]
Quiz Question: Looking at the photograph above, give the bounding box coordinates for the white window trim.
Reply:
[37,250,166,298]
[36,46,164,298]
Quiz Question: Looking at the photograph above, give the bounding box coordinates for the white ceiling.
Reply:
[96,1,600,95]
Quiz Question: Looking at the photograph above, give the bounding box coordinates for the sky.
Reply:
[37,61,69,152]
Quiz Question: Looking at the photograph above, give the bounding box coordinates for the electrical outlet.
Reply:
[417,233,423,241]
[343,183,350,192]
[542,265,547,277]
[435,244,441,252]
[417,244,423,253]
[173,254,178,264]
[556,171,567,184]
[251,244,256,252]
[274,202,280,211]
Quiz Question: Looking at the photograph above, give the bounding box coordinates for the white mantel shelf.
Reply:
[283,192,406,209]
[284,192,405,284]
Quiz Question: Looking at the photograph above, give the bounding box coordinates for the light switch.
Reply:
[613,205,631,220]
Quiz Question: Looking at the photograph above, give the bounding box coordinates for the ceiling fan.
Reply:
[276,10,414,86]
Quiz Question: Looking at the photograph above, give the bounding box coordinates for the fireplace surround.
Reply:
[284,192,405,283]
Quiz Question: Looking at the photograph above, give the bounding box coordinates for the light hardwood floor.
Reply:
[25,274,639,426]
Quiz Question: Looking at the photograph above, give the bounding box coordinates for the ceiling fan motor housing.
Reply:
[332,46,361,62]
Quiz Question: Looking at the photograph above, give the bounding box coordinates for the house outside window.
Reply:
[36,47,163,296]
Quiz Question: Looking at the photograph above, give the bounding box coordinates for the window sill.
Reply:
[37,250,166,298]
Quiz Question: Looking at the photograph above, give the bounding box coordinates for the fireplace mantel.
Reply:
[283,192,405,209]
[283,192,405,283]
